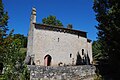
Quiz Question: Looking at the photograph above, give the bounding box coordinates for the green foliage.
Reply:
[13,34,27,48]
[93,0,120,59]
[42,15,63,27]
[67,24,73,29]
[1,34,29,80]
[94,74,102,80]
[93,0,120,79]
[0,0,9,37]
[0,0,29,79]
[92,40,107,60]
[0,0,9,63]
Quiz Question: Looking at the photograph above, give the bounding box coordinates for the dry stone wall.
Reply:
[28,65,96,80]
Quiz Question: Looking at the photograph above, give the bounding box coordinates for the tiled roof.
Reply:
[34,23,87,38]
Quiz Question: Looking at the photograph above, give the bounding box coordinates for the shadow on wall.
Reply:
[85,53,90,65]
[76,52,82,65]
[76,52,90,65]
[24,55,35,65]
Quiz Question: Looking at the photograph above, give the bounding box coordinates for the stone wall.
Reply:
[33,27,92,66]
[28,65,96,80]
[27,8,93,66]
[27,8,36,56]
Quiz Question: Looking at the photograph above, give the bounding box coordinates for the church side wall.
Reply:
[33,28,92,66]
[87,42,93,63]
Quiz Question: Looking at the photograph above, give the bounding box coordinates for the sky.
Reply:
[3,0,98,41]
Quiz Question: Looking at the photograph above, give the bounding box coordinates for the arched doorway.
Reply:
[44,54,52,66]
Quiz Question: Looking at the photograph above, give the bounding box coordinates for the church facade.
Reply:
[26,8,93,66]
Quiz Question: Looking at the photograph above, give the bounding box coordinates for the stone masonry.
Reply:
[26,8,93,66]
[25,7,95,80]
[28,65,96,80]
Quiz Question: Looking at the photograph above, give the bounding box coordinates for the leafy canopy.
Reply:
[93,0,120,79]
[42,15,63,27]
[93,0,120,61]
[0,0,8,37]
[0,0,29,79]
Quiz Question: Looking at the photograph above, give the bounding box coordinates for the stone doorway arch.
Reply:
[44,54,52,66]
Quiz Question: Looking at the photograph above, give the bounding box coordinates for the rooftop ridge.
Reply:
[33,23,87,33]
[33,23,87,38]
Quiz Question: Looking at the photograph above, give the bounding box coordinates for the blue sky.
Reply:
[3,0,98,41]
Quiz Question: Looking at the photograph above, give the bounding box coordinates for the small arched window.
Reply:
[58,38,59,42]
[82,49,84,55]
[70,53,72,58]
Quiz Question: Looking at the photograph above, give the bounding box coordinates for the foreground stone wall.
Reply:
[28,65,96,80]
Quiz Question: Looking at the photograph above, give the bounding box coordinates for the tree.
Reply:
[0,0,29,79]
[0,0,9,37]
[92,40,103,60]
[92,40,108,61]
[13,34,27,48]
[42,15,63,27]
[2,35,29,80]
[93,0,120,79]
[67,24,73,29]
[0,0,9,64]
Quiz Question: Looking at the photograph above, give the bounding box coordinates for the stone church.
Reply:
[25,8,93,66]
